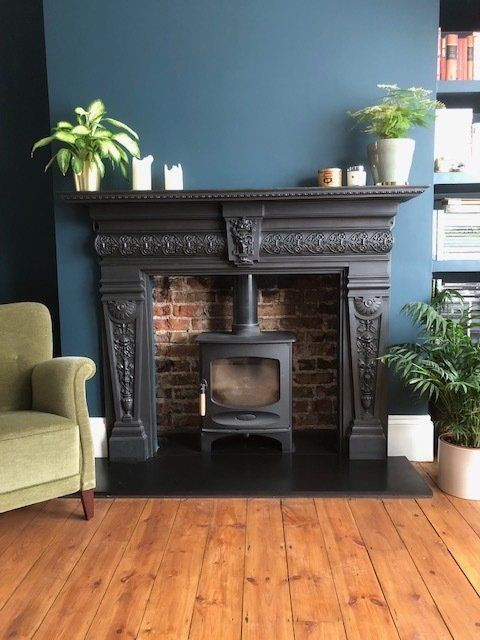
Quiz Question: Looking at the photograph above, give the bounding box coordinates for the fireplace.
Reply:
[63,186,426,462]
[197,274,295,452]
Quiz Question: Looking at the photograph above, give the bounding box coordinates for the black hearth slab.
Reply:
[94,454,432,499]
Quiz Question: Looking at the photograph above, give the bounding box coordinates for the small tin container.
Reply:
[346,165,367,186]
[318,167,342,187]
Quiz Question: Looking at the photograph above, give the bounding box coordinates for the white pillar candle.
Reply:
[164,163,183,190]
[132,155,153,190]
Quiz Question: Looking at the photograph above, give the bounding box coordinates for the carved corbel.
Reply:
[223,203,264,266]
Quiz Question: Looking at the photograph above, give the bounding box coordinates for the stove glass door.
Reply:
[211,357,280,408]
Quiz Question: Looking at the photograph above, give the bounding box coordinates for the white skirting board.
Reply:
[387,415,434,462]
[89,415,435,461]
[89,417,108,458]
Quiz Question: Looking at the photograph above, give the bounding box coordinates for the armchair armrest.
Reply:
[31,357,96,489]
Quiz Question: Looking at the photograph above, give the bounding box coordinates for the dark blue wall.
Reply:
[43,0,439,415]
[0,1,59,343]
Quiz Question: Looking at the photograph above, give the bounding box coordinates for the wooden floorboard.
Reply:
[384,498,480,639]
[0,472,479,639]
[188,499,247,640]
[421,462,480,538]
[33,499,146,640]
[242,499,295,640]
[315,498,400,640]
[136,499,214,639]
[282,498,346,640]
[0,499,78,610]
[85,499,179,640]
[0,500,112,640]
[350,499,452,640]
[415,464,480,596]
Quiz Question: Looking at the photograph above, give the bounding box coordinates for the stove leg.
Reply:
[201,432,214,454]
[276,431,293,453]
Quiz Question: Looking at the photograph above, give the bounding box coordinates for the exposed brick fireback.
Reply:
[153,275,339,432]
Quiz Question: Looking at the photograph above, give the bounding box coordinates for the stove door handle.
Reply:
[199,379,208,417]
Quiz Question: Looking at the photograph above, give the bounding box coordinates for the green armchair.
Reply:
[0,302,96,519]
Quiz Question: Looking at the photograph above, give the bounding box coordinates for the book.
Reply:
[441,36,447,80]
[467,35,474,80]
[474,33,480,80]
[446,33,458,80]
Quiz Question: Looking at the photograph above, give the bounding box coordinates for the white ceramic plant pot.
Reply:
[367,138,415,185]
[74,161,100,191]
[438,435,480,500]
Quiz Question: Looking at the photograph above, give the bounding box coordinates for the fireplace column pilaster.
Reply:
[347,267,389,459]
[101,266,156,461]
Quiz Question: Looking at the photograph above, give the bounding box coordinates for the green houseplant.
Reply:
[349,84,443,185]
[381,290,480,499]
[31,99,140,191]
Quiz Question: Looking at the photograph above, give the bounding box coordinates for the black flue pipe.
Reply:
[232,274,260,335]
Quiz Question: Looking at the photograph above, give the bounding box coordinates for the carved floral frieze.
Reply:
[95,233,226,257]
[261,230,393,256]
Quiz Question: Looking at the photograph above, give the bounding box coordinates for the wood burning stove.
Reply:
[197,274,295,452]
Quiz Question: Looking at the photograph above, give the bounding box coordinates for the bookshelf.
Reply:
[437,80,480,95]
[435,0,480,188]
[433,1,480,278]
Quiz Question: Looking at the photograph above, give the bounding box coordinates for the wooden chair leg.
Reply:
[80,489,94,520]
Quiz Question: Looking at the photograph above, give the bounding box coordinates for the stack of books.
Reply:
[434,198,480,261]
[437,30,480,81]
[443,198,480,213]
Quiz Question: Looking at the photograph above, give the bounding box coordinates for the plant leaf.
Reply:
[71,125,90,135]
[44,152,58,172]
[54,130,76,144]
[112,132,140,157]
[74,107,88,116]
[99,140,121,162]
[71,155,84,174]
[31,135,55,156]
[56,148,72,176]
[88,99,106,121]
[93,152,105,177]
[55,121,73,129]
[103,117,139,140]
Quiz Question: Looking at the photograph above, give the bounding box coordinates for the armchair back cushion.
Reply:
[0,303,52,411]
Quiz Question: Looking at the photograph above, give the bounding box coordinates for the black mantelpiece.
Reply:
[62,186,426,462]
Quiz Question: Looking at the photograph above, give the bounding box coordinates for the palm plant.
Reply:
[380,290,480,448]
[31,99,140,179]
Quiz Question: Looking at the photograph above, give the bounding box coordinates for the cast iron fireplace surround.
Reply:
[63,186,426,463]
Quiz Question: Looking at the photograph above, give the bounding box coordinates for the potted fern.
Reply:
[381,290,480,500]
[31,99,140,191]
[349,84,443,186]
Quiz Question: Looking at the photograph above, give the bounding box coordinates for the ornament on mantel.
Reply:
[164,163,183,190]
[132,155,153,190]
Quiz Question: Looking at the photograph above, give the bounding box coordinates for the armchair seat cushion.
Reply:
[0,411,80,494]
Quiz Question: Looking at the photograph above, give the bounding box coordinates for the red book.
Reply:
[467,34,474,80]
[440,36,447,80]
[446,33,458,80]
